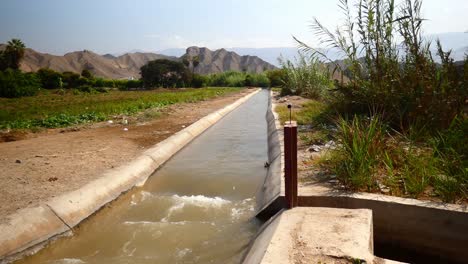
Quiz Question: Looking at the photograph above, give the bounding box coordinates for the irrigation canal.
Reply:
[17,89,269,264]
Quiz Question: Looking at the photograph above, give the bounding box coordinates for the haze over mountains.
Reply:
[1,32,465,79]
[160,32,468,66]
[1,45,276,79]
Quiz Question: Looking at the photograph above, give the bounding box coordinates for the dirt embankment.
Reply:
[0,89,251,222]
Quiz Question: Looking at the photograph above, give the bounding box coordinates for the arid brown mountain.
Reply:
[184,46,276,74]
[1,44,276,79]
[16,47,174,79]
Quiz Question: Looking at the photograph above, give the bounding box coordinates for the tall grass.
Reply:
[279,52,333,99]
[324,114,466,201]
[333,115,387,190]
[295,0,466,132]
[205,71,270,87]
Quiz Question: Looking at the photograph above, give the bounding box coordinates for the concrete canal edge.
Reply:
[245,91,468,264]
[0,88,261,263]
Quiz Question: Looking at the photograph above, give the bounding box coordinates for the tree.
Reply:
[140,59,190,88]
[181,55,201,87]
[81,69,93,79]
[0,39,26,71]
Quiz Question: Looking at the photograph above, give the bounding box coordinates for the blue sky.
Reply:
[1,0,467,55]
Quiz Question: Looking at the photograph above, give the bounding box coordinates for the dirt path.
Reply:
[0,89,251,222]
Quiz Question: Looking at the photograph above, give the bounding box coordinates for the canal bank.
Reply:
[2,88,266,264]
[245,91,468,264]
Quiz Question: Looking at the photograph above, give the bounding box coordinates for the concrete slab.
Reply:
[257,207,374,264]
[0,206,69,258]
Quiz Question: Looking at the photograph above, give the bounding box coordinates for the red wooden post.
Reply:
[284,121,298,208]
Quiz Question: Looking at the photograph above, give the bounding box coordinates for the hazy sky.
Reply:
[1,0,467,55]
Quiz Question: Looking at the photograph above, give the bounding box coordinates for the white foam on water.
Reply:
[176,248,192,260]
[49,259,86,264]
[160,194,231,222]
[231,198,255,220]
[123,220,212,226]
[171,194,231,207]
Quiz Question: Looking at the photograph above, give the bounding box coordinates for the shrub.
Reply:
[0,69,40,98]
[206,71,271,87]
[431,118,468,201]
[279,52,333,99]
[37,68,63,89]
[245,73,270,87]
[332,115,387,190]
[191,74,207,88]
[296,0,466,132]
[62,71,81,88]
[81,69,93,79]
[266,69,287,87]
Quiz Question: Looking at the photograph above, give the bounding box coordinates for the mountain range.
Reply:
[159,32,467,66]
[1,32,465,79]
[0,45,276,79]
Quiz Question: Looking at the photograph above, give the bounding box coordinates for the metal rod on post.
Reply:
[284,104,298,209]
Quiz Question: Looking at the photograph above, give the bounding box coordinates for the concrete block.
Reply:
[46,155,157,228]
[0,206,69,258]
[259,207,374,264]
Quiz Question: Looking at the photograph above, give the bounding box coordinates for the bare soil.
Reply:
[0,89,251,222]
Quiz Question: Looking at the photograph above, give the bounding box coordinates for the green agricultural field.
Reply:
[0,87,242,129]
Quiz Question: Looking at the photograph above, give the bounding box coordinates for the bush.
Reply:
[332,115,387,190]
[245,74,270,87]
[0,69,40,98]
[297,0,466,132]
[266,69,287,87]
[77,85,93,93]
[37,68,63,89]
[62,71,81,88]
[191,74,207,88]
[205,71,270,87]
[279,53,333,99]
[431,118,468,201]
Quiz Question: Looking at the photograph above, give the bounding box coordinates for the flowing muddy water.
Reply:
[17,89,269,264]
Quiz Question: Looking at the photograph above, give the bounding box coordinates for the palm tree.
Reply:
[3,39,26,70]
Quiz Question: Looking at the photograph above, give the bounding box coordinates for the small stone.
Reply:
[307,145,322,152]
[15,159,21,164]
[328,179,339,184]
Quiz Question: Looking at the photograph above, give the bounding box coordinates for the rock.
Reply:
[328,179,339,184]
[123,128,129,131]
[307,145,322,152]
[15,159,21,164]
[378,183,391,193]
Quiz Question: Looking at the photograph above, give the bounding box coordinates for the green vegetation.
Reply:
[0,69,41,98]
[0,39,25,71]
[0,87,241,129]
[205,71,270,87]
[279,53,333,99]
[275,100,326,125]
[140,59,190,88]
[278,0,467,203]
